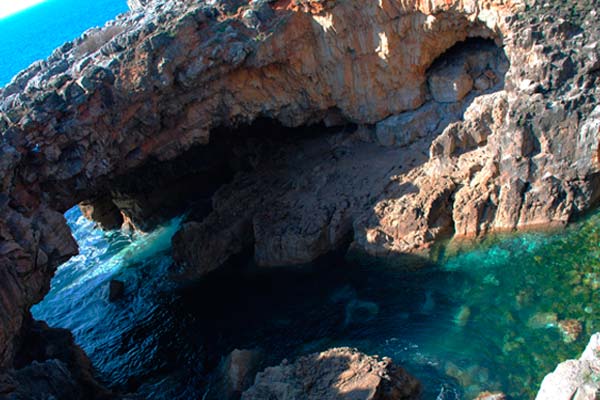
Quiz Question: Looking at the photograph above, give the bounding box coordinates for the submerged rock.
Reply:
[344,299,380,327]
[527,313,558,329]
[454,305,471,327]
[241,347,421,400]
[558,319,583,344]
[108,279,125,302]
[536,333,600,400]
[475,392,506,400]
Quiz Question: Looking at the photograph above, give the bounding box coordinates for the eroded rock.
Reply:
[536,333,600,400]
[212,348,264,400]
[241,347,421,400]
[428,66,473,103]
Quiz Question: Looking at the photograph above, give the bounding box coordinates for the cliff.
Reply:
[0,0,599,397]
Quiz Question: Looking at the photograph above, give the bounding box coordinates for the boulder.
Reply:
[375,102,441,147]
[213,349,264,400]
[428,65,473,103]
[536,333,600,400]
[241,347,421,400]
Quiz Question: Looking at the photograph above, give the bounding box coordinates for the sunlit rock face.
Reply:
[127,0,151,11]
[241,347,421,400]
[537,333,600,400]
[0,0,599,395]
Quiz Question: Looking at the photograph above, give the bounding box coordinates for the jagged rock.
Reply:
[127,0,151,11]
[375,102,447,147]
[536,333,600,400]
[0,360,82,400]
[212,349,264,400]
[0,319,111,400]
[241,347,421,400]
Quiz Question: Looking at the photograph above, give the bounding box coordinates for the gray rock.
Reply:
[127,0,152,11]
[428,64,473,103]
[241,347,421,400]
[375,102,440,147]
[536,333,600,400]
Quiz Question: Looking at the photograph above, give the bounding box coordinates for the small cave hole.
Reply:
[426,37,510,103]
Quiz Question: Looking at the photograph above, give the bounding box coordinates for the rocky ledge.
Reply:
[241,347,421,400]
[537,333,600,400]
[0,0,599,397]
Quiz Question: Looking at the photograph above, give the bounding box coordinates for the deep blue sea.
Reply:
[5,1,600,399]
[0,0,128,86]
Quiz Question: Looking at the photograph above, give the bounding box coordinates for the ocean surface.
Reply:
[0,0,128,86]
[32,207,600,399]
[5,1,597,399]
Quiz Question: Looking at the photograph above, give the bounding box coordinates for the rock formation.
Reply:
[0,0,598,396]
[0,319,111,399]
[241,347,421,400]
[127,0,151,11]
[210,348,264,400]
[536,333,600,400]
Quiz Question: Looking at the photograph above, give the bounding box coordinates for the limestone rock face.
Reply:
[241,347,421,400]
[536,333,600,400]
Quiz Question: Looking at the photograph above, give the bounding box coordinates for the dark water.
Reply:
[32,207,600,399]
[0,0,128,86]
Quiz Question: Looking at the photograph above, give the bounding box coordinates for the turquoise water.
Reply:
[32,208,600,399]
[0,0,128,86]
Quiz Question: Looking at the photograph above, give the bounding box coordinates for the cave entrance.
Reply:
[75,117,351,234]
[25,30,512,400]
[425,36,509,103]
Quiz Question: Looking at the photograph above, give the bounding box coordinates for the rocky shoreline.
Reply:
[536,334,600,400]
[0,0,599,398]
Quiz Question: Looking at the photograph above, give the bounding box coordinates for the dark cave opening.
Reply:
[425,36,509,102]
[76,117,357,235]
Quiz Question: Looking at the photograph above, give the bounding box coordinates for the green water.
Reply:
[33,208,600,399]
[403,211,600,398]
